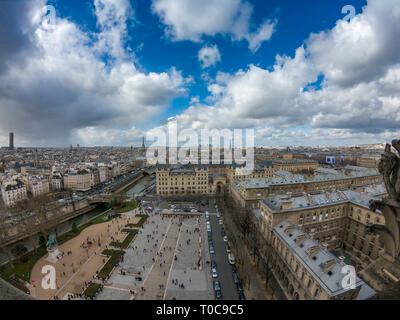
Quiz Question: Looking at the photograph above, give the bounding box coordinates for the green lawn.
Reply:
[98,249,124,279]
[126,214,148,228]
[109,229,138,249]
[83,283,101,298]
[0,210,119,293]
[113,201,138,214]
[0,246,48,293]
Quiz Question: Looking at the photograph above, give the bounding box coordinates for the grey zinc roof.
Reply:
[273,220,366,297]
[261,184,386,212]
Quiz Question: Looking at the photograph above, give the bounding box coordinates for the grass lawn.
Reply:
[0,246,48,293]
[83,283,101,298]
[126,214,148,228]
[98,249,124,279]
[0,209,119,293]
[57,211,120,246]
[109,229,138,249]
[113,201,138,214]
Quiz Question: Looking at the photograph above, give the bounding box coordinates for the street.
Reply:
[209,212,239,300]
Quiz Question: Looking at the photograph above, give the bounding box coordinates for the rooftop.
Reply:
[273,220,367,297]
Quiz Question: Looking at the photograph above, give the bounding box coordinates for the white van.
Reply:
[228,253,235,265]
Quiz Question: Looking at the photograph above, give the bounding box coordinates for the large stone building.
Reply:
[156,164,214,196]
[63,169,93,191]
[258,185,387,270]
[272,159,318,173]
[357,156,379,168]
[1,179,27,207]
[269,221,373,300]
[26,175,50,198]
[230,168,382,209]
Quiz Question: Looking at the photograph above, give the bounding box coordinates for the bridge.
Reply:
[0,169,154,249]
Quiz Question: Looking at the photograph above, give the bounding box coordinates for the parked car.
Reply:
[239,292,246,300]
[218,219,223,225]
[226,246,231,253]
[233,272,240,284]
[207,226,211,232]
[215,290,223,300]
[210,246,215,254]
[211,260,217,269]
[217,212,221,218]
[231,265,238,274]
[228,253,236,265]
[212,268,218,278]
[223,236,228,242]
[213,280,221,291]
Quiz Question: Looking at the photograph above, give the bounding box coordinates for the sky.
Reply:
[0,0,399,148]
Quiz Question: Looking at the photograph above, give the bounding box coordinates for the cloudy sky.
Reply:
[0,0,399,147]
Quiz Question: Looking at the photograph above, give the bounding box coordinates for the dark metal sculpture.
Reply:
[369,139,400,259]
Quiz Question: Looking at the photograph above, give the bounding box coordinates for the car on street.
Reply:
[215,290,222,300]
[212,268,218,278]
[218,219,223,225]
[210,246,215,254]
[211,260,217,269]
[213,280,221,292]
[228,253,236,265]
[207,225,211,232]
[233,272,240,284]
[237,284,244,295]
[191,209,197,213]
[226,246,231,253]
[223,236,228,242]
[217,212,221,218]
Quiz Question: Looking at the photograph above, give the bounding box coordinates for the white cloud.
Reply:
[152,0,276,52]
[306,0,400,87]
[198,44,221,68]
[164,0,400,146]
[0,0,189,147]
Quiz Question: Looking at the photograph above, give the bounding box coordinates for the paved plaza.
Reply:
[30,197,219,300]
[30,213,139,300]
[96,207,214,300]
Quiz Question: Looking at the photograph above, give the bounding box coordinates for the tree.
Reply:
[71,222,79,234]
[11,243,28,259]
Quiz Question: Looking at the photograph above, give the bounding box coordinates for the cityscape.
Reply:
[0,0,400,311]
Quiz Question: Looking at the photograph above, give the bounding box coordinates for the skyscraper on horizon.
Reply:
[9,132,14,150]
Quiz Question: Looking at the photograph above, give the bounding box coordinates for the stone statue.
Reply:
[368,139,400,260]
[45,233,61,263]
[46,234,58,251]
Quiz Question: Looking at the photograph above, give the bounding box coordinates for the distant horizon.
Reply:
[1,0,399,147]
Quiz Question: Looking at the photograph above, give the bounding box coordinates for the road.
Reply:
[209,212,239,300]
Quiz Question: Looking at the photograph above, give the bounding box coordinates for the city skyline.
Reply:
[0,0,399,148]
